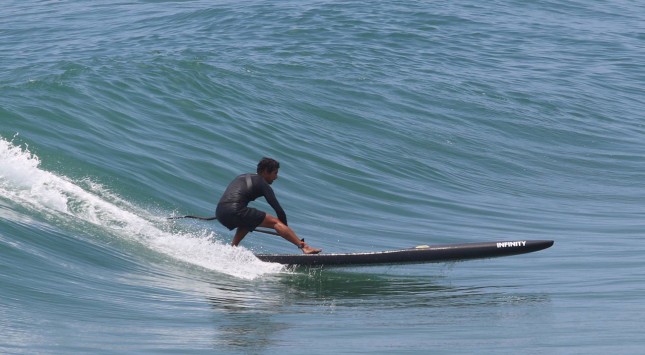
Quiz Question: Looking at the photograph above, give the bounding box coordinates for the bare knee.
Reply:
[260,215,293,235]
[261,214,280,229]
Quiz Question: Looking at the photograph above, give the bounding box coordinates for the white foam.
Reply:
[0,137,284,279]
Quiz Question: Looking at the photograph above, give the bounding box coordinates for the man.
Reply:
[216,157,322,254]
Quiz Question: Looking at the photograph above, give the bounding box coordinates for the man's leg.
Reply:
[231,227,249,246]
[259,214,321,254]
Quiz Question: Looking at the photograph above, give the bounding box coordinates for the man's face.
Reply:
[262,169,279,184]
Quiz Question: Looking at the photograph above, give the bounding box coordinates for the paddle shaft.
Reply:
[167,215,279,236]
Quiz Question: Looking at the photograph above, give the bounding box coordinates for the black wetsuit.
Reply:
[215,174,287,231]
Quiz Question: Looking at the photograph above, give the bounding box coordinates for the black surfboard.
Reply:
[255,240,554,267]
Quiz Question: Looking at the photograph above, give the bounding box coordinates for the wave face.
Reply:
[1,0,644,353]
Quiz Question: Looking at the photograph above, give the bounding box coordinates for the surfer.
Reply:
[216,157,322,254]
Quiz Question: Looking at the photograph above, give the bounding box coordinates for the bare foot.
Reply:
[302,244,322,254]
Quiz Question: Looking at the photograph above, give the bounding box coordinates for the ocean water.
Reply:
[1,0,644,353]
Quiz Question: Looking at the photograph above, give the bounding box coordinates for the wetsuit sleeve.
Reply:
[262,183,288,225]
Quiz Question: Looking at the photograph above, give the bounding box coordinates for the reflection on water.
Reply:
[276,269,549,309]
[197,274,289,352]
[195,267,550,352]
[206,308,288,352]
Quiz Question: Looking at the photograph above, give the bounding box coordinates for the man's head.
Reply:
[257,157,280,184]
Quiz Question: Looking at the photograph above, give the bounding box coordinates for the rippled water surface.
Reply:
[2,0,644,353]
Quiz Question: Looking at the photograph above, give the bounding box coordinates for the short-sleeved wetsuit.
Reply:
[215,174,287,231]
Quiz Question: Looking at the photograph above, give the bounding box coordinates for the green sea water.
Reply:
[1,1,644,353]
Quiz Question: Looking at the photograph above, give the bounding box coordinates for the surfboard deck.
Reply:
[255,240,554,267]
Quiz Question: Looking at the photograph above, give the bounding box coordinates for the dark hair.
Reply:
[257,157,280,174]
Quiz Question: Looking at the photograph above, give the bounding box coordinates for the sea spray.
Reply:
[0,136,283,279]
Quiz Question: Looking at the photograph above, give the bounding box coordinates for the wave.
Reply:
[0,136,283,279]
